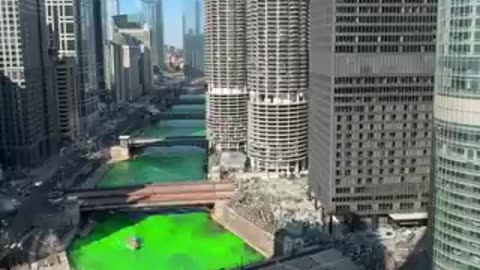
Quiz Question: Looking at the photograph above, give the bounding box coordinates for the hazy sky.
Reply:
[120,0,183,48]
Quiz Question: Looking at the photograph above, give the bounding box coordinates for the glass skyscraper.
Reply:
[433,0,480,269]
[183,0,204,79]
[141,0,164,71]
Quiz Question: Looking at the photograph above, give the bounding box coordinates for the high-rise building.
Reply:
[141,0,164,72]
[183,0,204,79]
[54,57,80,142]
[205,0,248,151]
[0,0,58,168]
[114,15,153,95]
[46,0,99,138]
[112,33,147,105]
[100,0,120,106]
[432,1,480,269]
[308,0,436,219]
[246,0,309,173]
[93,0,105,93]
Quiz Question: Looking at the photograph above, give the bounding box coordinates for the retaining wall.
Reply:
[212,202,274,258]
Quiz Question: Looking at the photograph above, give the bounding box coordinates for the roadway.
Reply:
[70,182,235,211]
[68,181,234,198]
[128,135,208,149]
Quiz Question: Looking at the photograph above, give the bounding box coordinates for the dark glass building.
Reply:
[183,0,205,79]
[0,0,58,168]
[309,0,436,221]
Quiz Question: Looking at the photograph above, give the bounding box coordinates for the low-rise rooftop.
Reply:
[239,248,359,270]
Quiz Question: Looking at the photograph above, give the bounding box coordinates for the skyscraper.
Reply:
[432,1,480,268]
[309,0,436,219]
[0,0,58,168]
[141,0,164,71]
[246,0,309,173]
[100,0,120,106]
[46,0,99,137]
[205,0,248,151]
[183,0,204,79]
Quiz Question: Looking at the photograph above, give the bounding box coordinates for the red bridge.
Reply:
[67,182,235,211]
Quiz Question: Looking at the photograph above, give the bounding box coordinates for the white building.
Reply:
[112,33,144,105]
[117,24,153,92]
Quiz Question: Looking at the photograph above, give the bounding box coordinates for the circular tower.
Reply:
[246,0,309,173]
[205,0,248,151]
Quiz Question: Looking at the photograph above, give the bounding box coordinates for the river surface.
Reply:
[68,212,263,270]
[69,97,264,269]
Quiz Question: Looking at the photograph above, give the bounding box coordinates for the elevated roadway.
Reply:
[128,136,208,149]
[176,98,205,105]
[67,182,235,211]
[152,112,205,120]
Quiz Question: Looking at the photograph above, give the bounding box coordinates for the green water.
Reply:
[98,147,206,188]
[68,212,264,270]
[74,100,263,269]
[98,104,207,188]
[180,94,205,102]
[171,104,205,114]
[139,120,206,138]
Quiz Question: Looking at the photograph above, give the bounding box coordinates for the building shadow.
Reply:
[240,213,386,270]
[399,228,432,270]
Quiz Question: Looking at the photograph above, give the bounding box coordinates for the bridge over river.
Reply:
[67,181,234,211]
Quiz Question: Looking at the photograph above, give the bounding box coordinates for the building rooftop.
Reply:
[113,14,142,29]
[388,212,428,221]
[240,248,359,270]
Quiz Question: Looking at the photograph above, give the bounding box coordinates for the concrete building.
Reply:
[112,33,144,105]
[54,57,80,142]
[0,0,59,169]
[308,0,436,219]
[432,1,480,269]
[205,0,248,151]
[141,0,164,71]
[183,0,204,79]
[115,14,153,91]
[46,0,99,138]
[246,0,309,174]
[99,0,120,106]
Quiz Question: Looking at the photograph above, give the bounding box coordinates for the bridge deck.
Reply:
[78,187,234,211]
[68,181,234,198]
[130,135,207,145]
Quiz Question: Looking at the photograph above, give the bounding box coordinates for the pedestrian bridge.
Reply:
[152,111,205,120]
[175,98,205,105]
[123,135,208,149]
[110,135,209,161]
[67,181,234,211]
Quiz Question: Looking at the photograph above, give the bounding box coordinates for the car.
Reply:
[33,181,43,187]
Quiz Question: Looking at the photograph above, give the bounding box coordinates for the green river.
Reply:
[68,100,264,270]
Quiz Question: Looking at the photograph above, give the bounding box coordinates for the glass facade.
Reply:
[141,0,164,70]
[433,0,480,269]
[183,0,204,79]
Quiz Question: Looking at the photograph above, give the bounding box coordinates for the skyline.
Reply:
[120,0,183,48]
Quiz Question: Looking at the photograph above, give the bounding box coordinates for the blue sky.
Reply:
[120,0,183,48]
